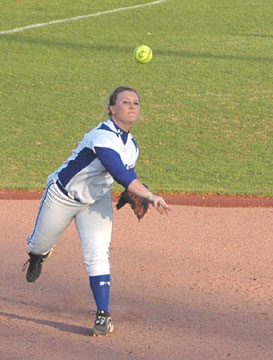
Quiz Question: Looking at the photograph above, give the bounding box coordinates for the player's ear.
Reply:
[109,105,116,116]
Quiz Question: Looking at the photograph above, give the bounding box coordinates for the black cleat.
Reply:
[22,249,53,283]
[91,310,114,336]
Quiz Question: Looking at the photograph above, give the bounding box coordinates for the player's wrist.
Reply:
[147,193,155,202]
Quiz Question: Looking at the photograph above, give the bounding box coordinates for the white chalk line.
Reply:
[0,0,166,35]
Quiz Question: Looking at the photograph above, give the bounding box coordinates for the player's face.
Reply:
[110,91,140,131]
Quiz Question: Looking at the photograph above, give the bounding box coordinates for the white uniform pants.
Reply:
[27,180,113,276]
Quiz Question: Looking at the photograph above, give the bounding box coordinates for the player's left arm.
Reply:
[94,146,137,188]
[94,146,170,214]
[127,179,170,214]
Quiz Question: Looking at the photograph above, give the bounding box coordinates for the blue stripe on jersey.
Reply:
[94,147,137,188]
[98,123,118,134]
[131,137,138,151]
[58,147,97,187]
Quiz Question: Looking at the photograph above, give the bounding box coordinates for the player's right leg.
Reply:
[23,180,84,282]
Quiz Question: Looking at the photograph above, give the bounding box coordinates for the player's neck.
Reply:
[111,118,130,133]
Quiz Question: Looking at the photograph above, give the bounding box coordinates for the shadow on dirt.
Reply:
[0,311,91,336]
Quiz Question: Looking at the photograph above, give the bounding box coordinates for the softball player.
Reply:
[23,86,170,336]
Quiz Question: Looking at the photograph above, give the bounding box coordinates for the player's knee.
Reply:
[84,256,110,276]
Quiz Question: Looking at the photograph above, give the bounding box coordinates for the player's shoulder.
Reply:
[83,120,116,139]
[84,119,138,150]
[95,119,119,137]
[83,119,118,148]
[98,119,115,130]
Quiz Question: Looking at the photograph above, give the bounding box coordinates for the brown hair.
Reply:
[108,86,140,117]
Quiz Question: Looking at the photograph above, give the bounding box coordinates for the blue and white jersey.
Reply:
[54,119,139,204]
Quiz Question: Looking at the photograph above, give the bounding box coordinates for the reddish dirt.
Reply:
[0,193,273,360]
[1,190,273,207]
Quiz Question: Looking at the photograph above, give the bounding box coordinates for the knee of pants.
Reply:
[84,254,111,277]
[27,234,56,255]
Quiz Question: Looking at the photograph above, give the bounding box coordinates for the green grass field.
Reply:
[1,0,272,195]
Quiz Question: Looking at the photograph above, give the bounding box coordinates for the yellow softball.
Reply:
[134,45,153,64]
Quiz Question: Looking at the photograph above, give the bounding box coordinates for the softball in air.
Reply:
[134,45,153,64]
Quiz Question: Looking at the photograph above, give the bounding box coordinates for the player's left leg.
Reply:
[74,192,113,336]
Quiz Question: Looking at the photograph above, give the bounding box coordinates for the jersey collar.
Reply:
[110,119,129,145]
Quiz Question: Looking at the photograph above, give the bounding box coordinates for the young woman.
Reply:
[23,86,170,336]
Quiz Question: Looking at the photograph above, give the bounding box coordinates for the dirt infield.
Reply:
[0,194,273,359]
[1,190,273,207]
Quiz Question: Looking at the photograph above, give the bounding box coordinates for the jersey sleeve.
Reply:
[94,147,138,188]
